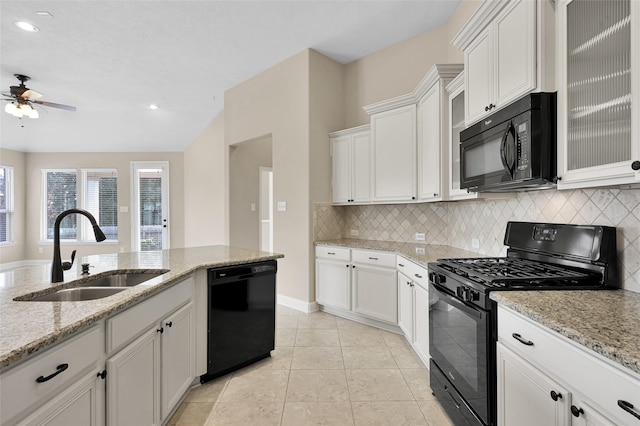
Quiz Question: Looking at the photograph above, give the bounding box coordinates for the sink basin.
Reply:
[14,269,170,302]
[77,270,169,287]
[28,287,128,301]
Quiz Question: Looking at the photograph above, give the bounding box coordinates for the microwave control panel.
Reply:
[516,122,529,172]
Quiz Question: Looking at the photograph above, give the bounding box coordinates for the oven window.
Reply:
[464,136,504,177]
[429,285,490,424]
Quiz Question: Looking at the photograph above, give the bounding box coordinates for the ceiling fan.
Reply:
[2,74,76,119]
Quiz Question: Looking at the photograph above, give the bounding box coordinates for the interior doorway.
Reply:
[259,167,273,252]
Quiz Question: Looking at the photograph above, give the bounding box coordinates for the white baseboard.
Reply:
[0,259,49,272]
[276,294,319,313]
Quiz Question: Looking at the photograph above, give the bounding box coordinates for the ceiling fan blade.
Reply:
[22,89,43,100]
[32,100,76,111]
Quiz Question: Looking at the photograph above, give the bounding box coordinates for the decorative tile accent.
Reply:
[313,188,640,293]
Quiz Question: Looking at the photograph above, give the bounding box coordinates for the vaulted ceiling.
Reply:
[1,1,462,153]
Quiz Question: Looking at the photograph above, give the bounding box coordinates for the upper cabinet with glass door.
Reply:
[452,0,556,127]
[557,0,640,189]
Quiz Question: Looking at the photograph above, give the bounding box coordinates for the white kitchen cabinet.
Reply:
[497,342,571,426]
[413,283,430,364]
[415,64,463,202]
[352,264,397,323]
[0,325,104,426]
[161,302,196,420]
[446,73,477,200]
[107,326,160,426]
[18,370,104,426]
[397,271,414,339]
[497,306,640,426]
[315,246,351,311]
[557,0,640,189]
[106,277,195,426]
[330,125,371,205]
[453,0,554,126]
[366,103,417,203]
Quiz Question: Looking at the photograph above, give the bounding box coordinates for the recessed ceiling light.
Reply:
[149,104,159,110]
[14,21,39,32]
[35,11,54,18]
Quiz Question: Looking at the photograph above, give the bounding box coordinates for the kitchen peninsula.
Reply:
[0,245,283,426]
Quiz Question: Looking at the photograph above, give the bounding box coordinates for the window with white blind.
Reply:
[0,166,14,244]
[42,169,118,241]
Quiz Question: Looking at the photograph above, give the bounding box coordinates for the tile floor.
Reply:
[167,306,454,425]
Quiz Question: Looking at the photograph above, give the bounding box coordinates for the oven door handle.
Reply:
[431,284,483,320]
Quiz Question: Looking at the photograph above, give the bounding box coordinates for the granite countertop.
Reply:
[0,245,283,371]
[491,290,640,376]
[315,238,481,267]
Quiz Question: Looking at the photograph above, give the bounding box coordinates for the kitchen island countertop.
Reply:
[491,290,640,376]
[0,245,283,370]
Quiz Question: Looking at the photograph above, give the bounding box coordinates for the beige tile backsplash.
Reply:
[313,188,640,293]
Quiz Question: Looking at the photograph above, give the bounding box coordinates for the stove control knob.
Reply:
[469,289,480,301]
[456,287,465,298]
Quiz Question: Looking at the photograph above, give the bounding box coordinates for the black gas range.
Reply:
[427,221,618,426]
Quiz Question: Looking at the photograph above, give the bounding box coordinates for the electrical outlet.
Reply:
[277,201,287,212]
[38,247,44,254]
[415,247,425,255]
[350,229,359,237]
[415,233,426,241]
[472,238,480,249]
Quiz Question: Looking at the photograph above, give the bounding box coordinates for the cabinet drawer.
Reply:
[352,249,395,268]
[498,306,640,424]
[106,276,194,354]
[0,324,103,425]
[396,256,429,289]
[316,246,350,262]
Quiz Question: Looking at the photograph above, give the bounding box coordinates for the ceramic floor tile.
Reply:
[168,402,215,425]
[338,328,386,347]
[389,345,426,369]
[280,401,354,426]
[276,329,297,347]
[241,347,294,372]
[351,401,428,425]
[295,328,340,346]
[297,312,339,329]
[417,400,454,426]
[380,329,411,348]
[290,346,344,370]
[184,377,230,403]
[219,369,289,402]
[206,401,284,425]
[276,315,299,329]
[336,317,377,330]
[346,369,414,401]
[400,369,435,401]
[286,369,349,402]
[342,346,397,369]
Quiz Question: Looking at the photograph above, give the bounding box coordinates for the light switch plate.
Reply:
[415,247,425,255]
[119,206,128,213]
[472,238,480,249]
[250,203,256,212]
[415,233,426,241]
[277,201,287,212]
[350,229,359,236]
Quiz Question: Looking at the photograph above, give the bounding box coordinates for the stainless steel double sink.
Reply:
[16,270,170,302]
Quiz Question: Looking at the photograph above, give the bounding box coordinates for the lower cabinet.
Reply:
[316,258,351,310]
[497,342,570,426]
[351,262,397,323]
[397,272,414,339]
[106,301,195,426]
[412,283,430,363]
[18,370,104,426]
[497,306,640,426]
[396,257,430,364]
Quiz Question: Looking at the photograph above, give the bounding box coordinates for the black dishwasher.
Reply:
[200,260,277,383]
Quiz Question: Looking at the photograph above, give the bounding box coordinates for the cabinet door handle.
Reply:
[398,263,405,267]
[550,390,562,402]
[571,405,584,417]
[166,321,173,328]
[327,252,336,255]
[368,257,378,260]
[415,274,423,279]
[512,333,534,346]
[618,400,640,420]
[36,363,69,383]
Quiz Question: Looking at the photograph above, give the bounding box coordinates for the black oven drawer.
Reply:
[431,360,486,426]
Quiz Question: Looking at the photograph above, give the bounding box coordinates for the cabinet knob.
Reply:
[157,327,164,334]
[550,390,562,402]
[433,193,438,197]
[485,106,490,112]
[411,196,416,200]
[632,161,640,171]
[489,103,495,109]
[97,370,107,380]
[166,321,173,328]
[571,405,584,417]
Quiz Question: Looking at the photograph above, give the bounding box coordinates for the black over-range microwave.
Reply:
[460,92,557,192]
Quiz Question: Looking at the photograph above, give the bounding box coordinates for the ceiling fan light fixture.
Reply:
[14,21,39,32]
[149,104,159,110]
[5,103,23,117]
[23,104,39,119]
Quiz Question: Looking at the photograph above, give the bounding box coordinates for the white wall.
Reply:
[0,149,26,263]
[183,112,228,247]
